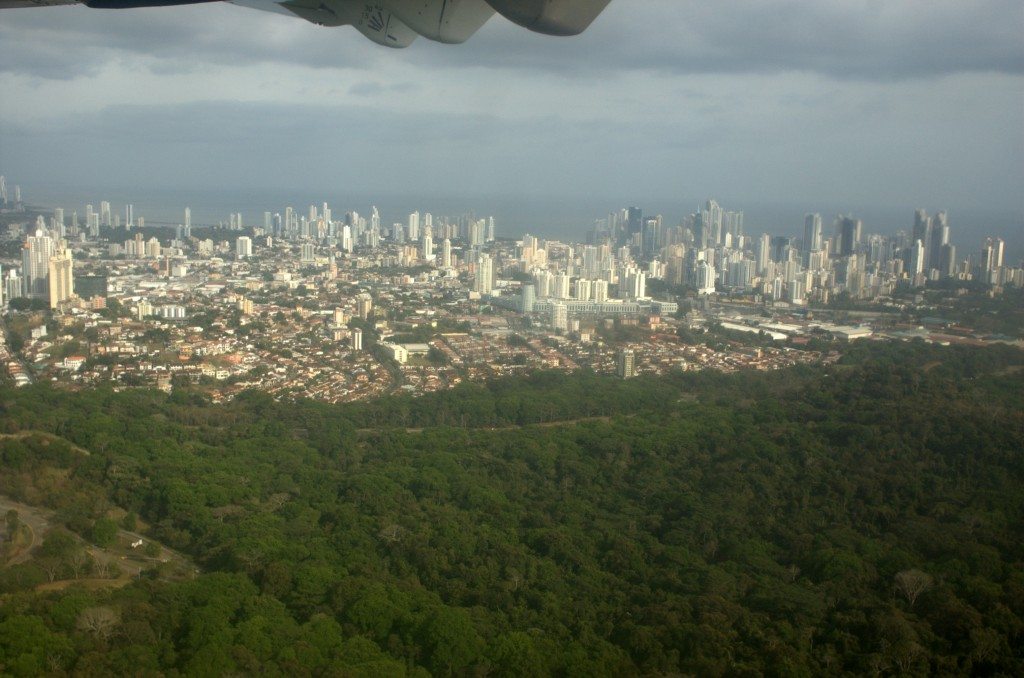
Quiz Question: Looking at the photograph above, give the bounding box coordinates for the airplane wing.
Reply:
[0,0,611,48]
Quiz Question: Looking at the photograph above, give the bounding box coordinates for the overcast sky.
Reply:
[0,0,1022,219]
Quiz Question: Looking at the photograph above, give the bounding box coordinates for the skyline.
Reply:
[6,177,1023,261]
[1,1,1022,216]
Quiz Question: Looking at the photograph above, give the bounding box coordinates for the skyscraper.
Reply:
[47,250,74,309]
[474,254,494,295]
[22,231,54,299]
[441,238,452,269]
[835,216,862,257]
[422,226,434,261]
[408,211,420,241]
[617,348,636,379]
[804,213,823,252]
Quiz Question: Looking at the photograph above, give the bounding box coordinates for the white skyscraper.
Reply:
[352,328,363,351]
[408,211,421,241]
[474,254,494,295]
[422,227,434,261]
[441,238,452,269]
[696,261,717,295]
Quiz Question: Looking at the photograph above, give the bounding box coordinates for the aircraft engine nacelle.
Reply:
[484,0,610,36]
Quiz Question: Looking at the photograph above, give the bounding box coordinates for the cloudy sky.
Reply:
[1,0,1022,228]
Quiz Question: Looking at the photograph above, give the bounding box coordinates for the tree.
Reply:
[894,569,933,607]
[77,607,120,642]
[90,518,119,548]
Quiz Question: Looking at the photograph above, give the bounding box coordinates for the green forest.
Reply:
[0,341,1022,676]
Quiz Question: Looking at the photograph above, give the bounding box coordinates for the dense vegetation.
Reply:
[0,341,1022,676]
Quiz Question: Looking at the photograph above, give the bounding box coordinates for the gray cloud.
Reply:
[1,1,1022,81]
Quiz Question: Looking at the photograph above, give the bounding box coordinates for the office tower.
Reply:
[422,227,433,261]
[351,328,363,351]
[940,243,956,278]
[185,207,192,230]
[912,209,930,255]
[441,238,452,269]
[627,207,643,238]
[263,211,272,231]
[756,233,771,274]
[617,348,636,379]
[100,201,111,227]
[910,240,925,276]
[47,250,74,309]
[22,231,54,299]
[408,211,420,241]
[474,254,494,295]
[804,213,823,252]
[929,211,949,271]
[53,208,64,233]
[125,204,133,229]
[236,236,253,258]
[521,284,536,313]
[835,215,862,257]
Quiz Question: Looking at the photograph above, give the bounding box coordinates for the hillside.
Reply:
[1,341,1022,676]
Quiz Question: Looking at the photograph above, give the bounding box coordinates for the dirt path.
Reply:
[0,495,53,564]
[358,414,623,435]
[0,431,90,456]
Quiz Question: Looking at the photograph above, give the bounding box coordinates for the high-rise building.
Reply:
[695,260,717,295]
[550,302,568,331]
[835,215,862,257]
[236,236,253,258]
[422,226,434,261]
[4,269,22,304]
[47,249,74,309]
[804,213,823,252]
[553,272,571,299]
[441,238,452,269]
[184,207,192,230]
[617,348,636,379]
[474,254,494,295]
[351,328,363,351]
[520,284,535,313]
[408,211,420,241]
[22,231,54,299]
[355,293,373,319]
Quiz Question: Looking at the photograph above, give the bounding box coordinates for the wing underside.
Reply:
[2,0,612,47]
[235,0,611,47]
